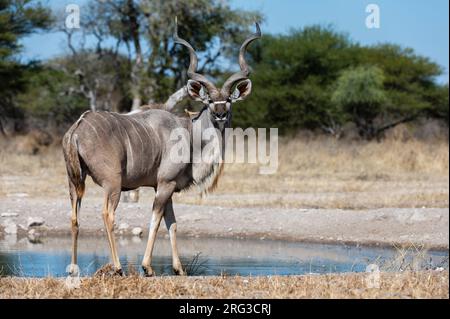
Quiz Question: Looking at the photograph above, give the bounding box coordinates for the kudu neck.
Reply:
[190,107,228,159]
[189,107,226,193]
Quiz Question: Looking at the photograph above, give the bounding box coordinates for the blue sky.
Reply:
[21,0,449,83]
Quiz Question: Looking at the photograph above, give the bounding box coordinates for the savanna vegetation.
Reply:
[0,0,448,210]
[0,1,448,300]
[0,0,448,141]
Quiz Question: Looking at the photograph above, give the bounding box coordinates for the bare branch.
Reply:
[199,49,221,74]
[376,114,418,135]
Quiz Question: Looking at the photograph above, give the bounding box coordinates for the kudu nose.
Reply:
[214,112,228,121]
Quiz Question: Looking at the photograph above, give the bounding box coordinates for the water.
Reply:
[0,236,448,277]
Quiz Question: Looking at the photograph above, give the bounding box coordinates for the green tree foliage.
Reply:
[332,65,388,139]
[15,65,87,127]
[236,26,448,138]
[16,50,133,128]
[233,26,356,134]
[0,0,52,131]
[428,84,449,123]
[354,45,445,121]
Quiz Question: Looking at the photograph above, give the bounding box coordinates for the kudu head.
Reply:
[174,18,261,130]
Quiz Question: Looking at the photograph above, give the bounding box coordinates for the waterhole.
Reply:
[0,236,447,277]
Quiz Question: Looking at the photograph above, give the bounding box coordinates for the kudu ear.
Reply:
[230,79,252,102]
[187,80,208,102]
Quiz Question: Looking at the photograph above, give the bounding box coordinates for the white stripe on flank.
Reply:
[126,117,145,172]
[95,113,123,156]
[82,119,100,139]
[123,127,134,172]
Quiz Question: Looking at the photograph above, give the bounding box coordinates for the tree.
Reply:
[354,44,446,125]
[235,26,448,138]
[0,0,52,133]
[50,50,131,113]
[54,2,129,112]
[56,0,261,111]
[426,84,449,124]
[15,64,87,129]
[332,65,389,139]
[233,26,354,134]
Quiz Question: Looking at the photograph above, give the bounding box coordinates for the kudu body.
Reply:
[62,20,261,276]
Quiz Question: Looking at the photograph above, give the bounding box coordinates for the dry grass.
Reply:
[217,137,449,191]
[178,137,449,208]
[0,271,447,299]
[0,136,448,209]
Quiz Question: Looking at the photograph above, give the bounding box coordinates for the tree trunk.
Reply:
[88,90,97,111]
[128,0,143,111]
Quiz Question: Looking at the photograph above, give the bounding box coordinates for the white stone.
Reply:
[131,236,142,244]
[2,219,18,234]
[27,217,45,228]
[118,223,129,231]
[410,211,427,222]
[5,223,18,234]
[4,234,17,244]
[6,193,29,198]
[28,228,40,241]
[131,227,143,237]
[119,238,129,246]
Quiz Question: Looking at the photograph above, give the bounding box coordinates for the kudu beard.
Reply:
[169,123,279,175]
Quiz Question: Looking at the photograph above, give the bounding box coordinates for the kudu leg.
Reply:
[102,188,122,275]
[142,181,176,276]
[164,199,185,276]
[68,181,84,275]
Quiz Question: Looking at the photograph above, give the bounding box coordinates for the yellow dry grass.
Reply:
[0,271,447,299]
[0,136,448,209]
[218,137,449,191]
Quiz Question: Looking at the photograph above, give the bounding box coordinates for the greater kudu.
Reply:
[62,20,261,276]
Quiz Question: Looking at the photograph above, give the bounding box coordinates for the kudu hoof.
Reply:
[67,264,80,277]
[142,266,155,277]
[173,267,186,276]
[115,268,124,276]
[94,264,124,277]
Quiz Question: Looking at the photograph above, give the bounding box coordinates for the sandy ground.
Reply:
[1,194,448,249]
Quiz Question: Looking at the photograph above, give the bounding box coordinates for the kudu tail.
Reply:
[62,114,88,198]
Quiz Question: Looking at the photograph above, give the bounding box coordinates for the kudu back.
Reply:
[62,19,261,276]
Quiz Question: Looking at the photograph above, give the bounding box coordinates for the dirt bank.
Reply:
[1,196,448,249]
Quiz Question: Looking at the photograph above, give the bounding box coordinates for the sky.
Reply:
[21,0,449,83]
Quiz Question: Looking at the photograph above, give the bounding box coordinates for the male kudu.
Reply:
[62,20,261,276]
